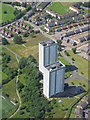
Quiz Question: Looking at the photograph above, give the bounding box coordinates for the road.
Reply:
[24,21,55,40]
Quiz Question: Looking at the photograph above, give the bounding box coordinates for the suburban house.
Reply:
[58,12,77,19]
[46,22,56,27]
[9,26,13,31]
[16,30,20,34]
[36,2,50,11]
[12,28,16,32]
[6,25,9,29]
[5,31,8,36]
[44,25,52,33]
[16,21,20,26]
[23,24,26,28]
[46,9,57,18]
[8,32,12,37]
[1,29,5,34]
[20,22,23,27]
[26,25,30,30]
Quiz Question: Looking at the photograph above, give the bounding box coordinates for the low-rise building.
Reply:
[12,28,16,32]
[23,24,26,28]
[46,22,56,27]
[1,29,5,34]
[6,25,9,29]
[8,32,12,37]
[44,25,52,33]
[63,37,69,43]
[69,5,82,14]
[26,25,30,30]
[5,31,8,36]
[58,12,77,19]
[69,40,77,46]
[55,18,72,26]
[46,9,57,18]
[9,26,13,31]
[37,2,50,11]
[16,30,20,34]
[16,21,20,26]
[19,22,23,27]
[75,108,83,118]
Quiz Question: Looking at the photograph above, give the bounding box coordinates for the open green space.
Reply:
[2,47,18,68]
[6,33,50,62]
[47,2,74,15]
[69,79,88,91]
[58,57,71,79]
[66,50,88,79]
[2,78,18,101]
[2,97,14,115]
[0,3,15,23]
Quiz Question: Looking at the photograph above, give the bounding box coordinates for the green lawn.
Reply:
[47,2,74,15]
[69,79,88,91]
[2,96,14,115]
[2,47,18,68]
[66,51,88,79]
[2,78,18,102]
[0,3,15,23]
[58,57,71,79]
[6,33,50,62]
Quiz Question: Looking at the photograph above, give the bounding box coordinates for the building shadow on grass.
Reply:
[65,65,78,72]
[51,86,86,98]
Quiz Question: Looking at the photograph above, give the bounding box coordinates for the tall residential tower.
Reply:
[39,40,65,98]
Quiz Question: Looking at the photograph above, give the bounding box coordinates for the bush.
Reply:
[2,38,9,45]
[13,34,22,44]
[72,48,77,54]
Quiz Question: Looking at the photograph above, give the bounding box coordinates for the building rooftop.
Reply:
[40,40,57,46]
[46,61,65,71]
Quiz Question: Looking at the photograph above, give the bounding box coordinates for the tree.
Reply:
[22,2,27,8]
[72,48,77,54]
[23,33,29,37]
[57,40,62,51]
[13,34,22,44]
[19,57,27,69]
[2,38,9,45]
[4,11,7,14]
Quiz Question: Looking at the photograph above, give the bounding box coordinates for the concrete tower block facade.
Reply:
[39,40,65,98]
[39,40,57,73]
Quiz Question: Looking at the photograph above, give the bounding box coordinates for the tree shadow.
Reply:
[51,86,86,98]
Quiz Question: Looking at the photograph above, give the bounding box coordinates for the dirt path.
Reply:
[4,51,22,119]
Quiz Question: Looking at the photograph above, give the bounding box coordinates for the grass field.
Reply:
[2,96,14,116]
[58,57,71,79]
[2,78,18,102]
[47,2,74,15]
[2,47,18,68]
[0,3,15,23]
[66,51,88,79]
[69,79,88,91]
[6,33,50,62]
